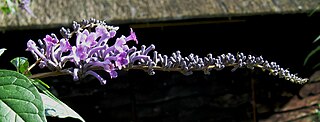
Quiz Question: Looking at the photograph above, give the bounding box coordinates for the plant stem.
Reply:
[28,71,71,79]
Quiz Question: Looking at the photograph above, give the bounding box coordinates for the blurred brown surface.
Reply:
[260,71,320,122]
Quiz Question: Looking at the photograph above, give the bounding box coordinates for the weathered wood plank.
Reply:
[0,0,319,30]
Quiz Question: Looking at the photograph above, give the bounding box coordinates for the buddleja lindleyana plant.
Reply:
[26,18,308,84]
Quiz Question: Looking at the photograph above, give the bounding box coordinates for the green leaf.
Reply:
[10,57,32,76]
[312,62,320,69]
[40,93,85,122]
[0,6,11,14]
[304,46,320,66]
[32,79,50,89]
[0,48,6,56]
[313,35,320,43]
[308,5,320,17]
[31,79,59,103]
[0,69,46,122]
[0,0,16,14]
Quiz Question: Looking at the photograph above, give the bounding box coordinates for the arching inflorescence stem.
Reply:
[26,18,308,84]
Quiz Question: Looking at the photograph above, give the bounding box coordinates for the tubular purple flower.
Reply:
[85,70,107,84]
[88,45,108,58]
[143,44,155,55]
[26,40,47,61]
[43,35,59,59]
[44,35,59,44]
[73,68,79,81]
[95,25,108,36]
[27,39,59,70]
[117,52,129,64]
[126,28,138,44]
[131,55,150,63]
[76,30,88,46]
[60,38,72,52]
[60,55,74,67]
[55,38,72,62]
[76,45,88,61]
[103,46,115,58]
[69,46,80,66]
[109,30,116,38]
[95,25,111,45]
[86,60,118,79]
[114,36,126,52]
[115,52,129,70]
[84,32,98,48]
[108,70,118,79]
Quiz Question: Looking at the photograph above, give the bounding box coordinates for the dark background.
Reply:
[1,12,320,121]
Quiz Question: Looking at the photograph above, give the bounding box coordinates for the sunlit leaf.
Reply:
[40,93,85,122]
[312,62,320,69]
[0,69,46,122]
[304,46,320,66]
[308,5,320,17]
[0,6,11,14]
[10,57,32,76]
[31,79,59,102]
[0,48,6,56]
[313,35,320,43]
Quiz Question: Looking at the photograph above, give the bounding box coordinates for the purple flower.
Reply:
[95,25,111,45]
[76,45,88,61]
[18,0,36,17]
[85,70,107,84]
[115,52,129,70]
[43,35,59,57]
[108,70,118,79]
[43,35,59,45]
[114,36,127,52]
[76,29,98,48]
[110,30,116,38]
[26,40,46,60]
[68,46,81,65]
[76,30,88,46]
[126,28,138,44]
[59,38,72,52]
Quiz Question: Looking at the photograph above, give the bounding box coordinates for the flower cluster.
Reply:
[126,47,309,84]
[26,18,308,85]
[26,18,137,84]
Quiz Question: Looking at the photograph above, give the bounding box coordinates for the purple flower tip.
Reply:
[44,35,59,45]
[126,28,138,44]
[60,38,72,52]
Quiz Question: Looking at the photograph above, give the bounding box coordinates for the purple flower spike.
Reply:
[25,18,309,85]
